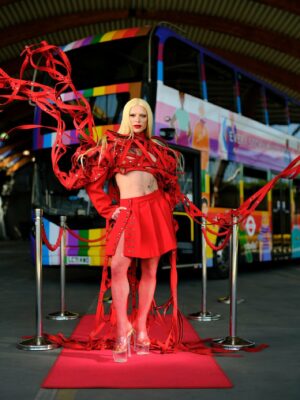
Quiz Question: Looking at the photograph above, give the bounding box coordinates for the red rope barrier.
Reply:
[205,225,229,237]
[41,225,63,251]
[193,155,300,250]
[66,227,106,243]
[201,227,232,251]
[234,156,300,223]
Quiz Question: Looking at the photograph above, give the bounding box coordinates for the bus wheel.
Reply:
[210,243,230,279]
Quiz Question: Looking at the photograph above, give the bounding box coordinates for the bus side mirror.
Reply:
[159,127,176,140]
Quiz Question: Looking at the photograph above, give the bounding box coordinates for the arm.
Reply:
[85,170,118,220]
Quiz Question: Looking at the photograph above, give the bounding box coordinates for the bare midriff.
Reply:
[115,170,158,199]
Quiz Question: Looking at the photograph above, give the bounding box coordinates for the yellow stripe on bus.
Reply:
[173,211,194,241]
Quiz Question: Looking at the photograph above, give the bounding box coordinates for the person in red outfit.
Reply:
[75,98,183,362]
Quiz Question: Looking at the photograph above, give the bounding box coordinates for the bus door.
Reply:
[160,145,201,269]
[272,178,291,260]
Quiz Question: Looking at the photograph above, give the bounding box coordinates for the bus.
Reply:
[31,25,300,277]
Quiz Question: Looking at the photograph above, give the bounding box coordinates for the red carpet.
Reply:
[42,315,233,389]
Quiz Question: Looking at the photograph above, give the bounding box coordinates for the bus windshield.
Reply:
[66,36,149,90]
[36,35,151,137]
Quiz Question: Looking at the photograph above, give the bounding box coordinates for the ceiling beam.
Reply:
[1,0,299,15]
[0,10,128,48]
[254,0,300,15]
[137,9,300,59]
[0,9,299,60]
[0,0,20,5]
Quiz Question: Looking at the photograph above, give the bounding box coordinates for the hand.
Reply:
[111,207,127,220]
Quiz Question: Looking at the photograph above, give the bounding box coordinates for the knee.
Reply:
[141,264,158,281]
[110,259,128,279]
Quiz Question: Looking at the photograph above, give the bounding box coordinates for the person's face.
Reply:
[129,105,148,134]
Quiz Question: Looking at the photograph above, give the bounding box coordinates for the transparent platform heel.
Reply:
[134,332,151,355]
[112,328,134,363]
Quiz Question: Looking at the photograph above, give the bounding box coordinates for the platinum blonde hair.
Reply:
[78,98,184,174]
[118,98,153,139]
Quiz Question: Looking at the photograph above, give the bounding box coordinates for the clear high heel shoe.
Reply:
[134,331,151,355]
[112,328,134,363]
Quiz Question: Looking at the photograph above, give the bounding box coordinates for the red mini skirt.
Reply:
[105,190,177,258]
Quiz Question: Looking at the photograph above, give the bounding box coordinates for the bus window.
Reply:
[243,167,268,211]
[209,159,240,209]
[265,89,288,134]
[237,73,265,124]
[39,93,130,134]
[65,37,149,89]
[92,93,129,125]
[293,179,300,214]
[174,146,200,210]
[164,38,202,98]
[288,101,300,136]
[177,166,193,206]
[32,152,101,222]
[203,54,236,112]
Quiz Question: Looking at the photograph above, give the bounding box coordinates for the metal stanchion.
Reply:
[17,209,59,350]
[218,233,245,305]
[212,215,254,350]
[188,218,221,321]
[47,216,79,321]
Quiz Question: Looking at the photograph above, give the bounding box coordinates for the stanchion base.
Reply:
[47,311,80,320]
[218,296,245,304]
[187,311,221,321]
[17,336,59,351]
[212,336,255,351]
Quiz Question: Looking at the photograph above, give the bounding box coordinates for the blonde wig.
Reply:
[118,98,153,139]
[78,98,183,174]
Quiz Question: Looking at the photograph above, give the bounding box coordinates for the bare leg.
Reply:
[110,232,132,337]
[135,256,160,333]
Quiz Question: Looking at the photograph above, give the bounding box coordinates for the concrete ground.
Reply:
[0,240,300,400]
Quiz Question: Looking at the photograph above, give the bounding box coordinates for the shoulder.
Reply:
[151,136,181,156]
[150,136,172,150]
[150,137,182,172]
